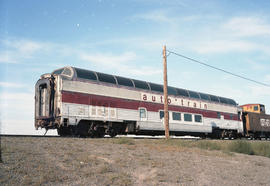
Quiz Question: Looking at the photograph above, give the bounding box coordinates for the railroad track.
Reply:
[0,134,60,138]
[1,134,269,141]
[0,134,199,140]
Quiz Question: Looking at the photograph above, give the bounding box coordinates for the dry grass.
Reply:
[112,137,135,145]
[1,136,270,185]
[152,138,270,158]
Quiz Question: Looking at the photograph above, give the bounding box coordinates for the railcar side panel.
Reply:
[62,79,238,114]
[245,113,270,132]
[137,121,212,133]
[59,78,241,135]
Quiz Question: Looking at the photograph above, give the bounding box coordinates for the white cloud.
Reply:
[127,12,270,55]
[0,91,57,135]
[223,17,270,37]
[192,39,270,55]
[0,92,33,101]
[91,36,182,54]
[79,51,162,77]
[190,17,270,54]
[0,39,44,64]
[0,52,18,63]
[80,51,137,66]
[0,92,34,118]
[132,0,188,7]
[193,40,257,54]
[132,9,173,23]
[0,38,63,64]
[4,39,42,55]
[0,37,162,78]
[246,60,270,71]
[265,75,270,83]
[120,66,162,76]
[244,85,270,112]
[249,85,270,97]
[19,41,42,54]
[0,82,25,88]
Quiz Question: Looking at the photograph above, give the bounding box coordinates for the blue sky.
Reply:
[1,0,270,134]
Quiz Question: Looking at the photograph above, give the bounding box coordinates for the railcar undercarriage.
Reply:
[56,120,137,138]
[54,119,241,139]
[211,128,238,139]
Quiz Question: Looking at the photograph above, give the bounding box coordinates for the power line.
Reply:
[166,50,270,88]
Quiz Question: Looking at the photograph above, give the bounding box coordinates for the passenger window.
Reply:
[199,93,210,101]
[227,99,237,105]
[116,76,134,87]
[184,114,192,122]
[159,110,164,119]
[159,110,170,120]
[188,91,200,99]
[209,95,220,102]
[172,112,181,121]
[168,86,177,95]
[62,68,72,76]
[176,88,189,97]
[219,97,228,104]
[195,115,202,122]
[149,83,163,93]
[217,112,221,119]
[133,79,149,90]
[53,68,64,75]
[96,72,116,84]
[139,108,147,118]
[254,106,258,111]
[76,68,97,81]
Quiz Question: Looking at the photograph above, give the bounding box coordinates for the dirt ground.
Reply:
[1,136,270,186]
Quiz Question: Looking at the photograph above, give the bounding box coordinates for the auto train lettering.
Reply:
[141,93,208,110]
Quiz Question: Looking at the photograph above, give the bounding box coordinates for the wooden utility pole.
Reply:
[163,45,170,139]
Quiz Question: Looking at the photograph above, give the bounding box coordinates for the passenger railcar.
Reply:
[35,66,243,138]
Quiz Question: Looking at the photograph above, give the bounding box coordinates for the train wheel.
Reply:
[108,128,117,138]
[201,134,207,139]
[96,127,105,138]
[228,131,235,140]
[77,121,91,137]
[57,126,71,137]
[221,130,226,139]
[70,126,79,137]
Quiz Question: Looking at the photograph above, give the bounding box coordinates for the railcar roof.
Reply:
[240,104,265,107]
[52,66,237,106]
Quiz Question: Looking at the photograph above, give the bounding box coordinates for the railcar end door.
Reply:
[39,85,48,117]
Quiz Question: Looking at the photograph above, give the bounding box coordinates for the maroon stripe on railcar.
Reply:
[61,90,239,121]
